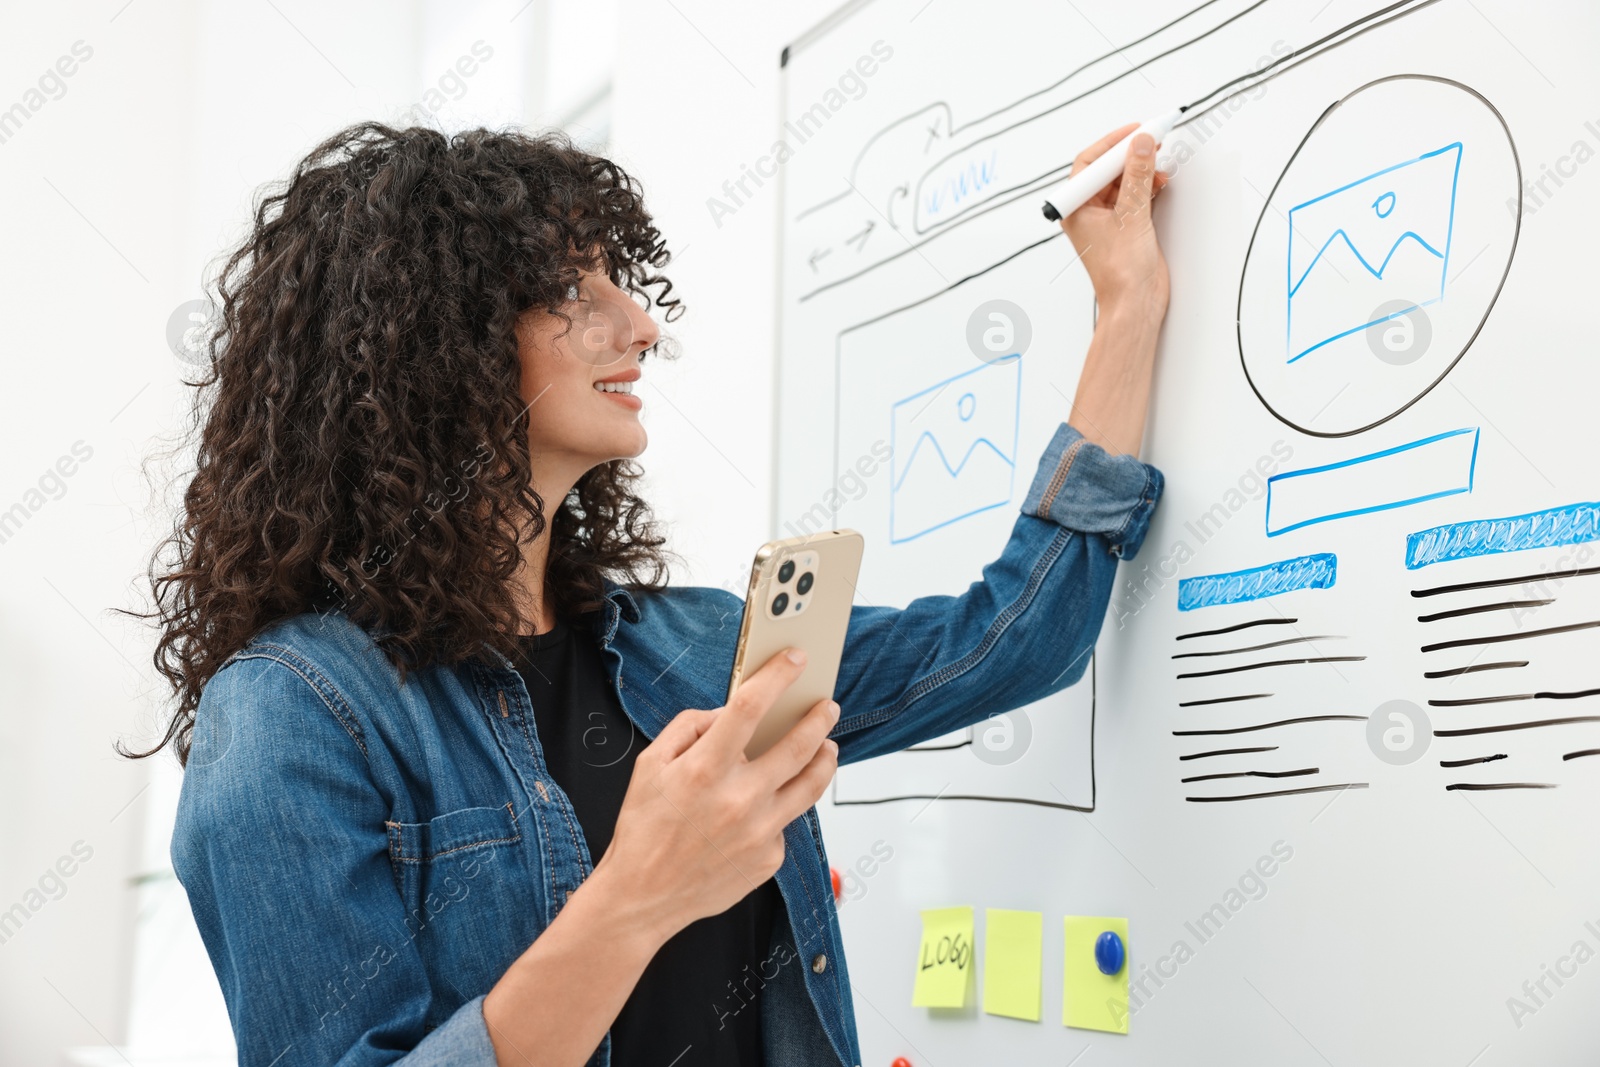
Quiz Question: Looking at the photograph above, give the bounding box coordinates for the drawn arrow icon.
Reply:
[845,220,874,251]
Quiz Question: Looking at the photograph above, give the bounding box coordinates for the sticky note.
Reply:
[1063,915,1130,1034]
[912,906,974,1007]
[982,908,1043,1021]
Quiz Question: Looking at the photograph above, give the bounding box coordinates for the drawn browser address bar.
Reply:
[911,119,1073,236]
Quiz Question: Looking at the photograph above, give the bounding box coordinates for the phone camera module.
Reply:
[796,571,814,595]
[771,592,789,615]
[778,560,796,583]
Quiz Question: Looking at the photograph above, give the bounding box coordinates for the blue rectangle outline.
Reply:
[1264,427,1480,538]
[1284,142,1464,364]
[1287,142,1464,214]
[1286,295,1442,365]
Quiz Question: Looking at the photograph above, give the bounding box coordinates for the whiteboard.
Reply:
[774,1,1600,1062]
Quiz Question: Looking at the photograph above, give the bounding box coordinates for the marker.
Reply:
[1041,107,1186,223]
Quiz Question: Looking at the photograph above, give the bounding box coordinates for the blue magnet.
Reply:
[1094,930,1125,976]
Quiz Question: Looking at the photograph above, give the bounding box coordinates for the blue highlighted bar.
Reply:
[1406,502,1600,570]
[1179,553,1338,612]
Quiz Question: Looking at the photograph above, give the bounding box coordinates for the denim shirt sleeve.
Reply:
[169,653,500,1067]
[831,422,1163,764]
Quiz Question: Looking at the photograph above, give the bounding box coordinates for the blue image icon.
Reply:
[1286,142,1463,364]
[889,356,1021,543]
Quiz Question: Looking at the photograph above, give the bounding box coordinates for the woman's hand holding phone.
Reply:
[592,646,840,946]
[484,648,838,1063]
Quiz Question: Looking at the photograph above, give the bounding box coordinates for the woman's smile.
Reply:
[594,369,642,411]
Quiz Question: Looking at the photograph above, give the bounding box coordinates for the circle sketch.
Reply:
[1237,75,1522,437]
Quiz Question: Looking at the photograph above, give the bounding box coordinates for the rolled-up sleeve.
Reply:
[1020,422,1163,559]
[831,422,1163,763]
[170,655,501,1067]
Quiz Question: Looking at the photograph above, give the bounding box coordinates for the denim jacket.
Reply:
[171,422,1162,1067]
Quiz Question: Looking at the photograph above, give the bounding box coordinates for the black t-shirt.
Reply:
[512,616,783,1066]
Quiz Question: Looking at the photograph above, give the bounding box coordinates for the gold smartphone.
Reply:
[728,529,864,760]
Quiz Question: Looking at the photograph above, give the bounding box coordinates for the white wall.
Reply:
[0,4,203,1062]
[609,0,840,598]
[1,0,850,1060]
[0,0,798,1061]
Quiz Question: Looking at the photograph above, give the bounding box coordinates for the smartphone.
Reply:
[728,529,864,760]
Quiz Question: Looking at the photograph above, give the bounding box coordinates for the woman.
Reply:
[141,119,1169,1066]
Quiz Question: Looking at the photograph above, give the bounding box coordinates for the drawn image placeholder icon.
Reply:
[889,355,1021,543]
[1238,75,1521,438]
[1286,142,1461,365]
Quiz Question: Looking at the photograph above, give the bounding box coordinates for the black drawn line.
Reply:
[1177,656,1365,679]
[926,0,1444,237]
[1430,688,1600,707]
[1186,783,1369,803]
[831,230,1060,340]
[1564,749,1600,761]
[1185,0,1445,128]
[1176,617,1299,641]
[1182,0,1437,115]
[1445,783,1556,791]
[1440,754,1508,767]
[1181,767,1318,784]
[1412,564,1600,598]
[1423,661,1527,678]
[1436,716,1600,737]
[1173,715,1367,736]
[1172,634,1342,659]
[1178,745,1279,761]
[1417,599,1552,623]
[906,738,973,751]
[1179,693,1272,707]
[792,0,1239,220]
[955,0,1236,134]
[1421,620,1600,653]
[829,655,1098,813]
[830,792,1096,810]
[808,181,1070,302]
[907,0,1278,235]
[798,1,1443,303]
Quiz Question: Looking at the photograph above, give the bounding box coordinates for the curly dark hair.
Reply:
[128,121,683,767]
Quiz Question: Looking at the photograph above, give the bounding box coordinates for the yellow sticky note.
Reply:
[1063,915,1130,1034]
[983,908,1043,1021]
[912,906,974,1007]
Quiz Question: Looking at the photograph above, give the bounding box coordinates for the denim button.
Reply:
[811,953,827,974]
